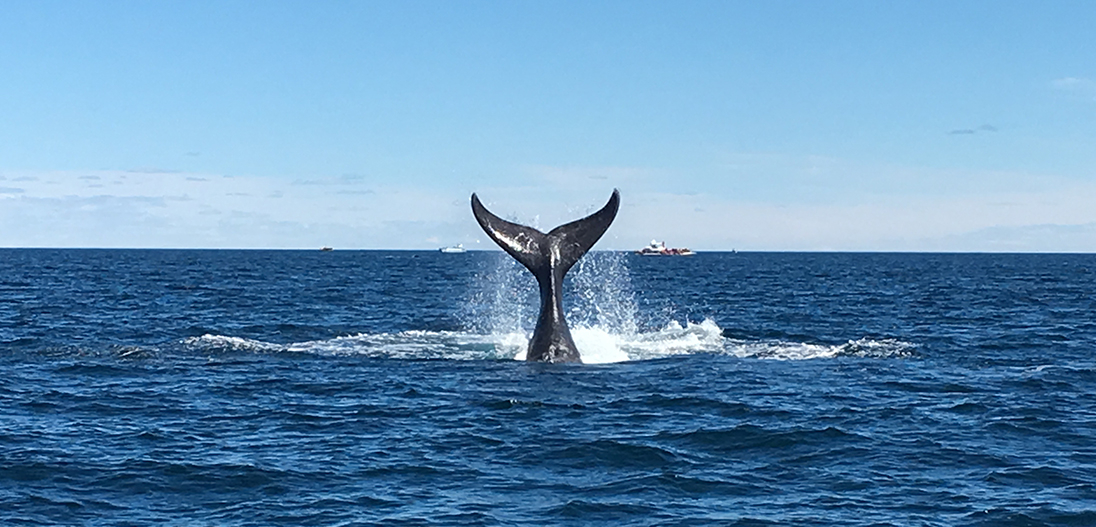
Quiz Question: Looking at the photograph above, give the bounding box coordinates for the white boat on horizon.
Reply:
[635,240,695,256]
[439,244,467,254]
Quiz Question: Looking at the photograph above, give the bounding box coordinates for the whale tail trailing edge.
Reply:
[470,190,620,362]
[470,190,619,279]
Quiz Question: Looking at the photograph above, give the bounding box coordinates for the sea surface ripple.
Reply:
[1,250,1095,525]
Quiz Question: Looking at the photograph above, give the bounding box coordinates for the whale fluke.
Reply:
[471,190,620,363]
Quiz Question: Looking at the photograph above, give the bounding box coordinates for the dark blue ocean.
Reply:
[2,249,1095,526]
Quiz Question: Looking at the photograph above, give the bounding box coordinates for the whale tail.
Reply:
[470,190,620,362]
[470,190,620,279]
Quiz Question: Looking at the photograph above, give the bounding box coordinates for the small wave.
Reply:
[725,336,918,360]
[182,335,283,354]
[656,424,863,453]
[182,319,916,364]
[620,319,726,361]
[548,499,659,518]
[183,332,515,361]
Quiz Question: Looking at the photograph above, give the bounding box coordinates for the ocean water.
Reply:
[2,249,1095,526]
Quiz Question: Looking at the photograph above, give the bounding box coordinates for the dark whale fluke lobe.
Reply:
[471,190,620,363]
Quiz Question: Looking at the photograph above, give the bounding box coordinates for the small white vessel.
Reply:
[439,244,467,254]
[635,240,695,256]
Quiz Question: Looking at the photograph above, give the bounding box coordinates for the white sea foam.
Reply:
[182,251,915,363]
[182,334,283,353]
[723,336,918,360]
[183,322,914,363]
[511,326,631,364]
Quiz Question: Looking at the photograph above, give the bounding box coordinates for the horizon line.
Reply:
[2,246,1095,255]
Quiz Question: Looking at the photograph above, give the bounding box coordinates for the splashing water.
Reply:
[460,253,537,338]
[454,251,916,363]
[565,251,639,336]
[465,250,640,363]
[181,322,915,363]
[180,251,917,363]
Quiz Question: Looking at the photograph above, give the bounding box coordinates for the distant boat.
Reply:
[635,240,695,256]
[439,244,467,254]
[320,247,334,252]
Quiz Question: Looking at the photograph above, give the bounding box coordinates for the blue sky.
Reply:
[2,1,1094,250]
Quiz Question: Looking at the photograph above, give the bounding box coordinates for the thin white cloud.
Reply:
[613,182,1096,252]
[4,162,1096,251]
[933,223,1096,252]
[127,167,181,174]
[948,124,999,135]
[526,165,653,186]
[0,170,476,249]
[1052,77,1096,100]
[711,151,1080,207]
